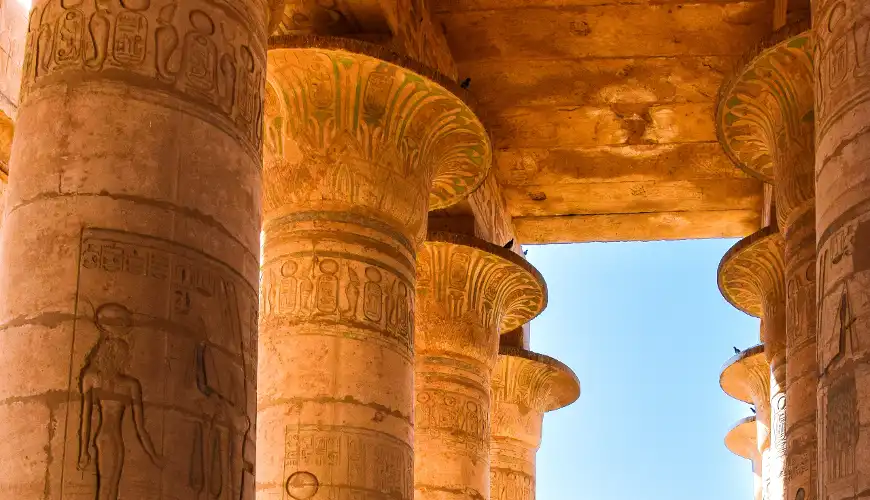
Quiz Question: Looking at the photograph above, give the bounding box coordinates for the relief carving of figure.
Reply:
[342,265,360,319]
[192,343,252,500]
[77,304,164,500]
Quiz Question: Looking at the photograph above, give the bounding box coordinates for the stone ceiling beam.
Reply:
[514,210,761,244]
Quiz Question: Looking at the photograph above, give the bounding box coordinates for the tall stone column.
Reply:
[490,346,580,500]
[257,38,492,500]
[814,1,870,498]
[726,416,764,500]
[719,232,786,500]
[413,232,547,500]
[721,345,772,500]
[0,0,268,496]
[717,22,817,500]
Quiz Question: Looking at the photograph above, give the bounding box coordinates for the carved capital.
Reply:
[491,347,579,446]
[719,225,786,319]
[726,415,763,474]
[717,21,815,226]
[415,232,546,364]
[264,36,491,239]
[721,344,772,430]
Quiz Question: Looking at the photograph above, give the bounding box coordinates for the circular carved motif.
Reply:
[286,471,319,499]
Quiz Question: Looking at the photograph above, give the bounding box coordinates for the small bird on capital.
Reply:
[503,239,514,249]
[733,346,740,354]
[460,77,471,89]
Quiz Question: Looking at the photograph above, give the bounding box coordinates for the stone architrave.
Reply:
[726,416,764,500]
[721,345,773,500]
[813,1,870,498]
[717,22,817,500]
[490,346,580,500]
[414,232,547,500]
[0,0,268,496]
[257,38,492,500]
[719,234,787,500]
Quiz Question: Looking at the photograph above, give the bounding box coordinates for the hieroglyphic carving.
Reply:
[284,427,413,500]
[21,0,266,151]
[817,218,870,374]
[417,233,546,335]
[415,389,489,456]
[261,253,413,352]
[264,40,491,226]
[491,469,534,500]
[65,228,257,499]
[0,0,27,112]
[815,0,870,136]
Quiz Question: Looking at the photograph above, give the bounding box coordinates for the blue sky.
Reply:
[525,239,760,500]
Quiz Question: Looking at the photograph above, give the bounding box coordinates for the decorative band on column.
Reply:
[726,416,763,500]
[721,344,772,500]
[257,39,492,500]
[490,346,580,500]
[415,231,547,500]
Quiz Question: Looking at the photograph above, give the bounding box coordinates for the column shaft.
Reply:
[259,214,416,500]
[763,302,788,500]
[0,0,267,496]
[814,1,870,498]
[783,205,817,500]
[415,319,496,500]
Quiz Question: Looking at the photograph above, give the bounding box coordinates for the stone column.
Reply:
[719,232,786,500]
[490,346,580,500]
[717,22,817,500]
[257,38,492,500]
[726,416,764,500]
[0,0,268,496]
[721,344,772,500]
[814,1,870,498]
[413,232,547,500]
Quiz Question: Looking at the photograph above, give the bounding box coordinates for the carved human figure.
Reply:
[78,324,163,500]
